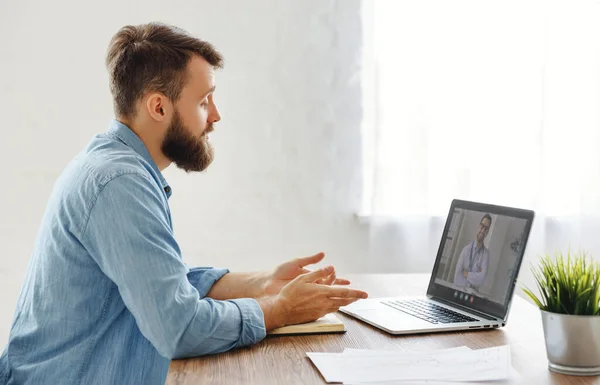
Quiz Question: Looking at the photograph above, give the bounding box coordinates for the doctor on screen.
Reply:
[453,213,492,291]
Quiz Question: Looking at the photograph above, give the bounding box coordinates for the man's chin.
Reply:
[199,157,214,172]
[174,155,214,173]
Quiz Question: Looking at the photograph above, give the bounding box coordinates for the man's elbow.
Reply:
[171,340,238,360]
[154,342,178,360]
[134,326,180,359]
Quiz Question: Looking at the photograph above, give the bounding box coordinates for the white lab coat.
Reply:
[453,241,490,289]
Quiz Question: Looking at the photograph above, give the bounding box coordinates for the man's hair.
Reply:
[481,213,492,227]
[106,22,224,118]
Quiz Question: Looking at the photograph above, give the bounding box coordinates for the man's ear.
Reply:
[145,93,169,122]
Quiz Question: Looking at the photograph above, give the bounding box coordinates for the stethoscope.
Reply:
[468,241,482,271]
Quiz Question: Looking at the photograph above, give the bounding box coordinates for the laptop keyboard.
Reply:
[382,299,479,324]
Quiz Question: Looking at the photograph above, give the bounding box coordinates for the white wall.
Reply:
[0,0,370,346]
[0,0,546,350]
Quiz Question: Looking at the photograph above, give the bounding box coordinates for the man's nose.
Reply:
[210,104,221,124]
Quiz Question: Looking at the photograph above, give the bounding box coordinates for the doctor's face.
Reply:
[476,218,491,244]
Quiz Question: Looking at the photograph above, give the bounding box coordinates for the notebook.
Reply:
[267,313,346,335]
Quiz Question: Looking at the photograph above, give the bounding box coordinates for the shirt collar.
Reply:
[473,241,485,253]
[107,119,172,198]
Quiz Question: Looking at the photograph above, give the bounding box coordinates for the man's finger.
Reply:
[298,265,334,283]
[315,271,340,285]
[294,252,325,268]
[321,286,368,299]
[323,272,336,286]
[329,297,361,307]
[333,278,350,285]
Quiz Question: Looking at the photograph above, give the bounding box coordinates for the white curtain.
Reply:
[362,0,600,285]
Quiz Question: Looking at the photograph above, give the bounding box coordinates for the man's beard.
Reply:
[161,109,214,172]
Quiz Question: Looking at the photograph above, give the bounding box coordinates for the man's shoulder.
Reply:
[59,134,161,202]
[83,134,154,183]
[72,133,158,184]
[39,132,165,240]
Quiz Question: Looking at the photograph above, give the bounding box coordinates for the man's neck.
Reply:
[476,241,484,249]
[118,117,171,171]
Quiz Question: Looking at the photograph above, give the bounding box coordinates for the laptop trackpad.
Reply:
[353,306,431,331]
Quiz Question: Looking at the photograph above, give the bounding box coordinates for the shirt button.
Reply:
[164,186,171,193]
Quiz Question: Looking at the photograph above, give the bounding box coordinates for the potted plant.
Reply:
[523,250,600,375]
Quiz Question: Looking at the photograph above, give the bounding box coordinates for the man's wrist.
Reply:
[257,295,286,331]
[254,271,271,297]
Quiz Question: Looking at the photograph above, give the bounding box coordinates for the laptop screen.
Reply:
[427,200,534,320]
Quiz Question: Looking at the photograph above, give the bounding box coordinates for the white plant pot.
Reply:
[541,310,600,375]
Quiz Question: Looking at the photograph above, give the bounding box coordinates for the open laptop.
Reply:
[340,199,535,335]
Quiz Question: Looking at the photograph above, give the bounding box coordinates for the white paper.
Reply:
[342,346,472,357]
[306,345,512,384]
[343,346,520,384]
[344,365,521,384]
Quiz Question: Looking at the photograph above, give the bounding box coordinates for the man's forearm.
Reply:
[205,271,269,300]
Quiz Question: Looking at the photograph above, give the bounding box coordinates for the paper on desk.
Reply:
[306,345,511,384]
[340,347,521,384]
[308,347,466,383]
[344,366,521,385]
[342,346,471,356]
[342,347,521,385]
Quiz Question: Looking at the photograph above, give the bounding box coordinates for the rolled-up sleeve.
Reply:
[186,267,230,297]
[181,267,267,357]
[81,173,266,359]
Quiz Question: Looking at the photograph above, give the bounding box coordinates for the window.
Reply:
[363,0,600,218]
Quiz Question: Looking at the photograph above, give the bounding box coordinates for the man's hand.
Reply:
[258,266,368,330]
[263,252,350,296]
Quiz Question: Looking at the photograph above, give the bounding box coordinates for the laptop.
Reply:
[340,199,535,335]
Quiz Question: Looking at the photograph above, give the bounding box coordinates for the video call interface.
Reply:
[433,208,528,306]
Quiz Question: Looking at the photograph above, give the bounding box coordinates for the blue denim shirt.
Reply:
[0,120,266,385]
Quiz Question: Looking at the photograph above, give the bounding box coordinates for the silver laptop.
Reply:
[340,199,534,335]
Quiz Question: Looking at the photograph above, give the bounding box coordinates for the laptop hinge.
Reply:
[429,295,501,321]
